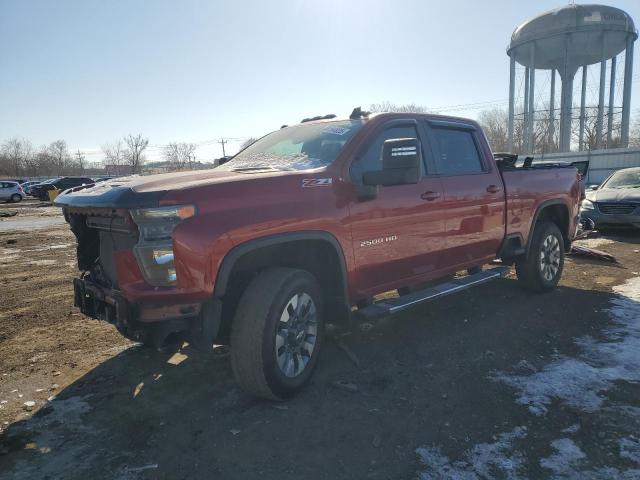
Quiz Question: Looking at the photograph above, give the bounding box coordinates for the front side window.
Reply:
[431,128,484,175]
[351,125,420,181]
[220,120,364,172]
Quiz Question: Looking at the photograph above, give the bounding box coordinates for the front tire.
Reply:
[10,194,21,203]
[230,268,324,400]
[516,221,564,292]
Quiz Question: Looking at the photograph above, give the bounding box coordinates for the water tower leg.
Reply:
[607,56,616,148]
[559,34,573,152]
[524,67,530,153]
[528,45,536,153]
[596,37,607,150]
[621,36,634,148]
[508,55,515,152]
[560,76,573,152]
[549,69,555,151]
[579,66,587,151]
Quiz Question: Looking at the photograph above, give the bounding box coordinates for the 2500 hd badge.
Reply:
[360,235,398,247]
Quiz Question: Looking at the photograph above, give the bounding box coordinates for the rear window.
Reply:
[431,128,484,175]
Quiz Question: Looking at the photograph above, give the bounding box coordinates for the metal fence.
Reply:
[531,147,640,185]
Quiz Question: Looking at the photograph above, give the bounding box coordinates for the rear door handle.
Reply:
[486,185,500,193]
[420,191,441,201]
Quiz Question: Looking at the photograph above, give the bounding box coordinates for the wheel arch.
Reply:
[214,231,351,334]
[527,200,571,253]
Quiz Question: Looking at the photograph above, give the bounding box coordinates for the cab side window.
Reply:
[431,128,484,175]
[351,125,420,181]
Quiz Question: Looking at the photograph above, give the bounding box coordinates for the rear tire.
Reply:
[230,267,324,400]
[516,221,564,292]
[10,194,21,203]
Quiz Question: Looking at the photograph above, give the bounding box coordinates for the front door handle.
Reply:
[421,191,441,201]
[486,185,500,193]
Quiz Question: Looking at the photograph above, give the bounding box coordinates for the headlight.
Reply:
[130,205,196,286]
[581,199,595,210]
[131,205,196,242]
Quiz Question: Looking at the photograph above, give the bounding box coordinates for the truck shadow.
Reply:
[0,277,636,479]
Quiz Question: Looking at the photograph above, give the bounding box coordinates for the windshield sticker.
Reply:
[302,178,332,188]
[322,126,351,136]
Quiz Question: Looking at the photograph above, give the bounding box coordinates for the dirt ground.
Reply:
[0,199,639,479]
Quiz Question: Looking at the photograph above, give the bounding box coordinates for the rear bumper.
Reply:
[580,210,640,228]
[73,277,222,348]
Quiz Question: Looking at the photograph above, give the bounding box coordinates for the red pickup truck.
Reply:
[56,110,582,400]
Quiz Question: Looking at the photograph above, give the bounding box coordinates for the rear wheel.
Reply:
[516,221,564,292]
[230,267,324,400]
[10,194,21,203]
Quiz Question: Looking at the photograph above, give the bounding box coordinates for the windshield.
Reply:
[219,120,364,172]
[602,170,640,189]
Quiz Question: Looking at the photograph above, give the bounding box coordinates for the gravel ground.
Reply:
[0,201,639,479]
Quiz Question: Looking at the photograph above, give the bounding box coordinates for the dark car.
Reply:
[32,176,94,201]
[580,167,640,229]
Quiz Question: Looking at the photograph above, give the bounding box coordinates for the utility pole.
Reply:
[75,149,85,174]
[218,138,227,157]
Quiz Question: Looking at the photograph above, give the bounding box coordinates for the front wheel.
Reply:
[515,221,564,292]
[230,268,324,400]
[10,194,22,203]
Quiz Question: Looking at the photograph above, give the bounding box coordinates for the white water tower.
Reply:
[507,4,637,153]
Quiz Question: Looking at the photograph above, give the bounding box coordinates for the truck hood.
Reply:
[54,168,288,209]
[586,188,640,203]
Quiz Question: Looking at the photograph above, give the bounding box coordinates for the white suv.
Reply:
[0,181,24,202]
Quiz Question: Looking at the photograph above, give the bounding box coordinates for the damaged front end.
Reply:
[58,192,220,350]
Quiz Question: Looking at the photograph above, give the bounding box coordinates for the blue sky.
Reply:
[1,0,639,163]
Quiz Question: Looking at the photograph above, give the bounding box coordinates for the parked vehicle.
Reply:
[580,166,640,229]
[0,181,24,202]
[19,181,42,196]
[29,178,60,199]
[55,110,582,399]
[32,176,94,201]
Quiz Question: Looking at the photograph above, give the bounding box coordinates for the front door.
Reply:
[348,121,445,295]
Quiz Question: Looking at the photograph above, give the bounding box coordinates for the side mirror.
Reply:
[362,138,421,186]
[588,184,599,191]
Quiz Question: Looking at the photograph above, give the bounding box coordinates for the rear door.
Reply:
[348,120,445,293]
[423,120,505,268]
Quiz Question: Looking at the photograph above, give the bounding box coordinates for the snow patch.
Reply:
[573,237,616,249]
[492,277,640,415]
[416,427,527,479]
[619,436,640,465]
[540,438,640,479]
[539,438,586,476]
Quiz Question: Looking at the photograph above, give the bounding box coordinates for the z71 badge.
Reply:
[302,178,332,188]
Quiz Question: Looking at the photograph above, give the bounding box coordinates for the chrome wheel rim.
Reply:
[539,234,561,282]
[275,292,318,378]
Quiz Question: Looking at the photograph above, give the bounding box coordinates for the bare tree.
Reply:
[240,138,257,150]
[630,110,640,148]
[369,101,430,114]
[477,109,509,153]
[102,140,126,167]
[124,134,148,174]
[1,137,33,176]
[48,140,71,175]
[164,142,196,170]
